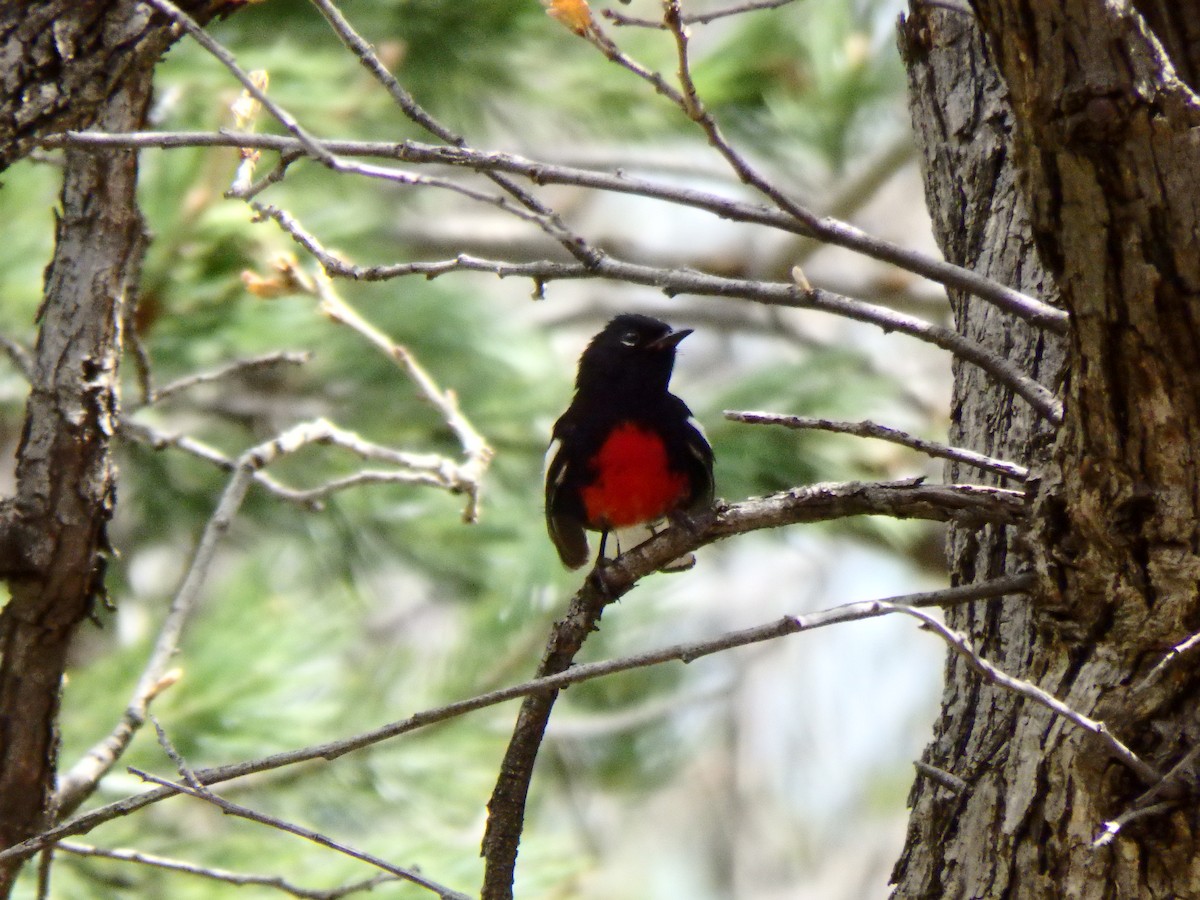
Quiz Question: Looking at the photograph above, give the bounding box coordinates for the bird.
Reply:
[544,313,714,571]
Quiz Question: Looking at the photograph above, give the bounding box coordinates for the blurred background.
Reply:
[0,0,956,896]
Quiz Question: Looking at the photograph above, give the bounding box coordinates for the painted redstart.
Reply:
[544,314,714,570]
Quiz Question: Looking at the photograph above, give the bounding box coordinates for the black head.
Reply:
[574,314,693,395]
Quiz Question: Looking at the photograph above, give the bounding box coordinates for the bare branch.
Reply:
[1093,801,1180,847]
[0,335,32,380]
[306,0,605,267]
[604,0,799,28]
[47,128,1066,334]
[478,472,1024,898]
[725,410,1029,481]
[250,203,1063,423]
[139,0,333,165]
[884,604,1160,784]
[925,0,973,15]
[148,350,311,404]
[134,769,471,899]
[57,842,396,899]
[644,2,1067,332]
[914,760,969,794]
[57,421,324,814]
[1143,629,1200,685]
[118,420,320,507]
[148,0,597,268]
[478,561,1031,898]
[246,256,493,521]
[1094,743,1200,847]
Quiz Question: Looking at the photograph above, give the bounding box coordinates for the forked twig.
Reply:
[246,256,493,521]
[135,722,468,900]
[56,418,476,814]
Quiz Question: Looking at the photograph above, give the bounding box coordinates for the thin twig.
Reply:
[883,604,1160,784]
[924,0,973,15]
[137,723,468,900]
[133,770,470,899]
[148,350,311,404]
[1143,629,1200,684]
[121,417,471,508]
[666,0,702,119]
[725,410,1029,481]
[58,423,335,814]
[57,842,395,899]
[0,334,33,379]
[148,0,595,262]
[1093,743,1200,847]
[139,0,333,165]
[913,760,968,793]
[35,847,52,900]
[1093,801,1180,847]
[306,0,605,267]
[654,3,1063,333]
[46,129,1066,334]
[118,419,321,507]
[259,257,493,521]
[604,0,798,27]
[250,203,1063,423]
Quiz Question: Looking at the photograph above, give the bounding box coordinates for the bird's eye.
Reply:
[619,331,639,347]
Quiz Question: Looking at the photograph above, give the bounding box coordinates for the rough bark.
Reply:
[894,2,1200,897]
[0,72,151,892]
[0,0,239,172]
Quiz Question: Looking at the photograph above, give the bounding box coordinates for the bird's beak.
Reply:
[647,327,693,351]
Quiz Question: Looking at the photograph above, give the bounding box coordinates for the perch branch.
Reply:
[4,488,1026,863]
[478,480,1025,898]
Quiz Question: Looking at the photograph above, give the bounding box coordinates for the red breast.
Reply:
[580,422,688,529]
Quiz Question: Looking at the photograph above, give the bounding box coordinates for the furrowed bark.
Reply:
[0,0,239,172]
[894,2,1200,896]
[0,71,149,896]
[893,7,1067,896]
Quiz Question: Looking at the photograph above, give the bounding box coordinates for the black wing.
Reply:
[543,415,590,569]
[663,394,714,512]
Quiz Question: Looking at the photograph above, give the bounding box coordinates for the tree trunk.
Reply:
[894,2,1200,896]
[0,3,244,892]
[0,73,151,893]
